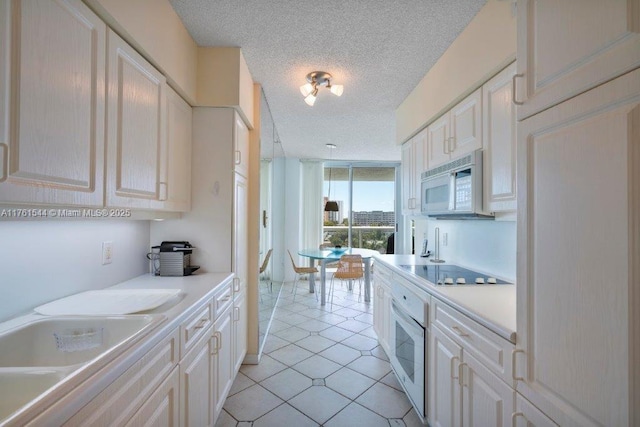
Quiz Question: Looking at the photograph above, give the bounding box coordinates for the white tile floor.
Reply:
[216,280,425,427]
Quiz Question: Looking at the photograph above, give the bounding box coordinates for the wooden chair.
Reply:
[259,249,273,300]
[287,250,319,301]
[329,254,364,307]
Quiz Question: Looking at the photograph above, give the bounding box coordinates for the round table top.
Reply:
[298,247,379,261]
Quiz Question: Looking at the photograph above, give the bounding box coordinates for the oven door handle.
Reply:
[391,301,424,336]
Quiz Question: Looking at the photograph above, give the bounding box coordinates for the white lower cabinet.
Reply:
[512,393,558,427]
[233,290,248,374]
[372,264,392,355]
[180,326,215,427]
[213,305,234,422]
[126,366,180,427]
[429,325,462,427]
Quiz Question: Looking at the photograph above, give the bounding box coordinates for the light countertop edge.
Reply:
[4,272,233,427]
[374,254,516,344]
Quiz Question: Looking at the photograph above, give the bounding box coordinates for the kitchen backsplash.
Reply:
[0,220,150,322]
[414,218,516,281]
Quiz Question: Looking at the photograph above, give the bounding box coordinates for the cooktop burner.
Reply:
[399,264,511,285]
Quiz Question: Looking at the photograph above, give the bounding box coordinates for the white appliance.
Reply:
[389,278,429,422]
[420,149,492,219]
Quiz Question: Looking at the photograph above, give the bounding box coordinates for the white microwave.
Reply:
[420,150,493,219]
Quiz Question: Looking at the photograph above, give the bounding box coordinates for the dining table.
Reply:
[297,247,379,306]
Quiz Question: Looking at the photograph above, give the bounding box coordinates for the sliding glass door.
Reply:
[323,163,398,253]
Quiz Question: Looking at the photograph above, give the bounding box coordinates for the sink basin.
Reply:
[0,314,165,424]
[0,315,163,367]
[0,370,68,421]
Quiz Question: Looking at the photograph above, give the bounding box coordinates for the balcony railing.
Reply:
[322,225,394,254]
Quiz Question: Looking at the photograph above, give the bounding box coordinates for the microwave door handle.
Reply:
[448,172,456,211]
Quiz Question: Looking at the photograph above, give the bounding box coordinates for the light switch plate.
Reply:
[102,241,113,265]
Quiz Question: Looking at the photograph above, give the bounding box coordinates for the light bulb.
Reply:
[330,84,344,96]
[304,92,317,106]
[299,83,314,97]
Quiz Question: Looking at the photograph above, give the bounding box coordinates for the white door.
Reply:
[0,0,106,206]
[233,173,248,294]
[483,63,517,212]
[233,291,247,373]
[106,29,167,209]
[516,69,639,427]
[213,308,234,422]
[126,367,180,427]
[461,352,514,427]
[233,112,249,177]
[429,326,462,427]
[516,0,640,120]
[513,393,558,427]
[164,87,192,212]
[180,332,214,427]
[450,89,482,158]
[426,114,450,169]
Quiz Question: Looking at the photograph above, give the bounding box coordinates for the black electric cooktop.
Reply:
[399,264,511,285]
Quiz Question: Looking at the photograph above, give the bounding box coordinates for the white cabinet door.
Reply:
[516,69,639,427]
[461,352,514,427]
[430,325,462,427]
[483,63,517,212]
[450,89,482,158]
[516,0,640,120]
[233,112,249,177]
[180,329,214,427]
[233,172,248,294]
[0,0,106,206]
[513,394,558,427]
[232,291,247,374]
[125,367,180,427]
[426,114,450,169]
[164,87,192,212]
[213,307,234,423]
[401,139,416,214]
[106,29,167,209]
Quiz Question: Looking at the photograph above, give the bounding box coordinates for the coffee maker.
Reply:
[158,241,200,276]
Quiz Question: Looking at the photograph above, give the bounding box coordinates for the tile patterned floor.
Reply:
[216,281,424,427]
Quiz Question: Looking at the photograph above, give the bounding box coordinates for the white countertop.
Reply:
[374,254,516,343]
[1,272,233,426]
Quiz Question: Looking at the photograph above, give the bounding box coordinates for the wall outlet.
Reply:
[102,241,113,265]
[442,233,448,247]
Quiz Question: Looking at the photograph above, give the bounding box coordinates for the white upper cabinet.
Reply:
[0,0,106,206]
[164,87,192,212]
[106,29,167,209]
[515,0,640,120]
[427,89,482,169]
[483,63,517,212]
[516,69,639,427]
[401,127,427,215]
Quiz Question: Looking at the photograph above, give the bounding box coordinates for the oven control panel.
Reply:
[391,276,430,326]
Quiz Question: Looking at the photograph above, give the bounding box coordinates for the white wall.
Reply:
[0,220,150,321]
[415,218,516,281]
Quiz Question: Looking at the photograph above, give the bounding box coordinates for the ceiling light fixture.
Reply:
[300,71,343,106]
[324,143,339,212]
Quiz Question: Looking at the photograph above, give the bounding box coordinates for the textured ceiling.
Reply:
[169,0,486,162]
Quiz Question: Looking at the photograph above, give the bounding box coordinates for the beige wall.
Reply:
[197,48,255,128]
[396,0,516,144]
[85,0,198,104]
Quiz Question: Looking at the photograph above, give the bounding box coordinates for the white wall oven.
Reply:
[389,277,429,423]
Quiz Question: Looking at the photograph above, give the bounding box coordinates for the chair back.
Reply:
[334,254,364,280]
[287,250,300,271]
[260,249,273,274]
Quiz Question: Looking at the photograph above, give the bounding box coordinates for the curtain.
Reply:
[299,160,323,252]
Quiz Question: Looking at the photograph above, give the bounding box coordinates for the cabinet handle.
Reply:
[458,362,467,387]
[220,295,231,302]
[443,137,449,155]
[158,182,168,201]
[234,306,239,321]
[235,150,241,165]
[233,277,240,292]
[447,136,455,153]
[211,333,219,355]
[512,349,525,381]
[451,325,469,337]
[511,412,526,427]
[194,318,208,329]
[451,356,459,380]
[512,73,525,105]
[215,331,222,351]
[0,143,7,183]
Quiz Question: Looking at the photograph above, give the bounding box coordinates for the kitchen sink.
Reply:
[0,315,164,367]
[0,314,165,424]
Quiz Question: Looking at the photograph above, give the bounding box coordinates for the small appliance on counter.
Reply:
[158,241,200,276]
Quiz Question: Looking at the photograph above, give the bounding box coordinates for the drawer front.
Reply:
[431,298,514,386]
[181,301,213,358]
[61,328,179,427]
[376,263,393,284]
[214,281,233,318]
